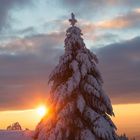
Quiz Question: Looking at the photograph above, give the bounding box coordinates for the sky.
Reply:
[1,104,140,138]
[0,0,140,138]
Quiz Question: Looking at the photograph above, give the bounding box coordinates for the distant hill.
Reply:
[0,130,32,140]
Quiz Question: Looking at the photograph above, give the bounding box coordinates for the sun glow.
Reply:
[36,105,47,117]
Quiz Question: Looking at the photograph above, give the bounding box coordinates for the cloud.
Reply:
[0,0,32,32]
[0,32,65,55]
[59,0,112,17]
[0,31,64,111]
[60,0,140,9]
[59,0,140,17]
[0,33,140,110]
[0,53,53,110]
[97,9,140,29]
[121,0,140,7]
[16,27,36,36]
[97,36,140,104]
[49,14,138,46]
[69,8,140,31]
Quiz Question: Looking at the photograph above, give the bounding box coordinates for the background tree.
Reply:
[34,13,118,140]
[7,122,22,130]
[7,125,12,130]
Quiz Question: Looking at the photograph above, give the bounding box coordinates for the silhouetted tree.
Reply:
[7,122,22,130]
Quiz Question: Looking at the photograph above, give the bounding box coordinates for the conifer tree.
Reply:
[34,13,118,140]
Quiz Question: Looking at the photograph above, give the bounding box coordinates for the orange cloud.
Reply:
[97,19,130,29]
[96,9,140,29]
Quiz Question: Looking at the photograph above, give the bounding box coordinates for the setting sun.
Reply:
[36,106,47,117]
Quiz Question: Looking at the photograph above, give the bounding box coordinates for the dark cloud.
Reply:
[59,0,140,18]
[0,30,140,110]
[0,32,64,111]
[0,0,32,32]
[60,0,140,9]
[97,36,140,104]
[0,32,65,55]
[0,53,54,111]
[122,0,140,7]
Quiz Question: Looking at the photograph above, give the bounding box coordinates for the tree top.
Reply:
[69,13,77,26]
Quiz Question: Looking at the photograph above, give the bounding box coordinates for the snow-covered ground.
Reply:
[0,130,33,140]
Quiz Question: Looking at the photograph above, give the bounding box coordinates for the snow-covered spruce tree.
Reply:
[34,13,118,140]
